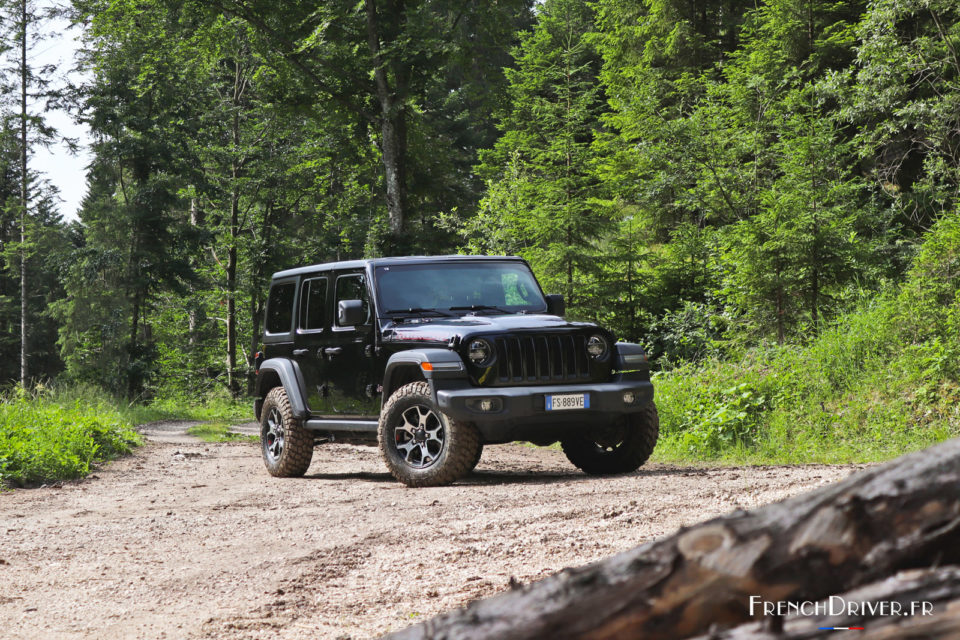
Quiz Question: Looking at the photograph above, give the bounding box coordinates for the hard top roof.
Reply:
[271,255,525,280]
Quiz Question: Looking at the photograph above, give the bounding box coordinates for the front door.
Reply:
[314,269,379,419]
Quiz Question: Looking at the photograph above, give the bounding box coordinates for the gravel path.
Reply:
[0,425,864,639]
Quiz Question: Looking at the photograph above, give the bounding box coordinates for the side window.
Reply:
[334,273,371,326]
[265,282,295,334]
[298,277,328,332]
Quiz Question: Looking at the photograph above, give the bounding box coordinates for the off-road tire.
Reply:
[260,386,313,477]
[560,402,659,476]
[469,443,484,473]
[378,382,480,487]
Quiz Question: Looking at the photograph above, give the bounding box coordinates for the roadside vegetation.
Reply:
[2,1,960,473]
[0,385,251,488]
[653,214,960,463]
[0,386,140,488]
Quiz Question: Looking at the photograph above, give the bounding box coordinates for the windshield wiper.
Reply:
[384,307,456,317]
[449,304,513,314]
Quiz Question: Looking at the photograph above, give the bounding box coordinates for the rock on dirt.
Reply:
[0,425,863,639]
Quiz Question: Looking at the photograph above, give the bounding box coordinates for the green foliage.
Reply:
[673,382,768,457]
[1,0,959,474]
[0,386,141,487]
[120,388,251,425]
[843,0,960,232]
[644,300,732,365]
[468,0,609,317]
[654,211,960,463]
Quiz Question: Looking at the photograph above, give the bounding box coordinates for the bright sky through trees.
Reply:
[31,6,89,221]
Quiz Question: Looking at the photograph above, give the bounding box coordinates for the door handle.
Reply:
[292,349,308,356]
[323,347,344,357]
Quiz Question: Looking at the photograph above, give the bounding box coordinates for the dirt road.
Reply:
[0,423,862,639]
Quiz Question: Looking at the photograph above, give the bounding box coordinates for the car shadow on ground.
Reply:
[306,471,396,482]
[461,465,715,485]
[303,465,716,486]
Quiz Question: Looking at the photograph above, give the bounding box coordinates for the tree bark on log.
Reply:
[384,438,960,640]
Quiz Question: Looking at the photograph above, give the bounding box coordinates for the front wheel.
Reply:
[561,402,659,475]
[378,382,480,487]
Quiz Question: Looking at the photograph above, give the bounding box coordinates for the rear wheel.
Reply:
[378,382,480,487]
[561,402,659,475]
[260,387,313,477]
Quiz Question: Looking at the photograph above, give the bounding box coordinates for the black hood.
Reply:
[381,314,602,345]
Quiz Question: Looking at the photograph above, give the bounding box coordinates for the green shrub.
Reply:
[0,387,141,488]
[125,386,251,424]
[652,212,960,464]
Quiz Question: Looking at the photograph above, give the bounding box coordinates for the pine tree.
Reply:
[0,0,65,385]
[473,0,608,312]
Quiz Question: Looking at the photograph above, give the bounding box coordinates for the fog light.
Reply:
[468,397,502,412]
[623,391,636,405]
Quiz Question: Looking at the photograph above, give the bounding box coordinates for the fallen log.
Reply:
[384,438,960,640]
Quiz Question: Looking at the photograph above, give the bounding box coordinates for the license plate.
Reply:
[545,393,589,411]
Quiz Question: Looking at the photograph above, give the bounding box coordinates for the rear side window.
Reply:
[334,273,371,326]
[265,282,295,334]
[299,277,328,331]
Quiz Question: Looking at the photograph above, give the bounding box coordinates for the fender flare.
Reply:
[255,358,309,419]
[614,342,651,380]
[382,349,467,408]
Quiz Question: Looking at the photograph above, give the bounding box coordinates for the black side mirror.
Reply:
[545,294,565,317]
[338,299,366,326]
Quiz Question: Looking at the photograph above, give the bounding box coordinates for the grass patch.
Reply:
[38,384,252,426]
[123,392,252,425]
[651,305,960,465]
[0,388,141,488]
[186,422,257,443]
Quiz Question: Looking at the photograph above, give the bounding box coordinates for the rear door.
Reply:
[262,278,298,359]
[293,273,332,415]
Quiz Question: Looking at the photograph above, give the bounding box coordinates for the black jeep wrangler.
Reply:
[253,255,657,487]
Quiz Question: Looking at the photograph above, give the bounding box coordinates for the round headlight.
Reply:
[468,339,493,366]
[586,334,608,359]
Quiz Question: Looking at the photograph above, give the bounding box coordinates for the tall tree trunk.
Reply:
[188,198,201,347]
[226,54,246,397]
[19,0,28,387]
[247,201,274,396]
[365,0,406,237]
[227,122,239,397]
[227,190,238,395]
[126,220,143,398]
[128,289,140,398]
[775,262,785,345]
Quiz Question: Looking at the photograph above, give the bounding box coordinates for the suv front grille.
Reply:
[493,334,591,384]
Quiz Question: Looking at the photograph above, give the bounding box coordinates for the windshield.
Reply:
[375,261,547,315]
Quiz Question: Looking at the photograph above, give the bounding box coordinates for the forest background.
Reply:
[1,0,959,479]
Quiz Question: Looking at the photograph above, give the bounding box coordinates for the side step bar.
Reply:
[304,419,378,434]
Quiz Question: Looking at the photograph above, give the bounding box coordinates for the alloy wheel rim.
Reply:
[593,418,628,453]
[263,407,285,463]
[394,404,446,469]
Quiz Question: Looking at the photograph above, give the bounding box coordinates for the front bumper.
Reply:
[435,378,654,424]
